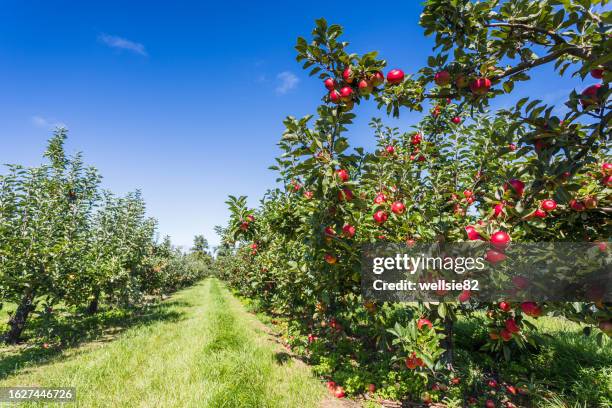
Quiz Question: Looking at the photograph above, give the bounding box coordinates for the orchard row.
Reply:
[216,3,610,406]
[0,131,211,344]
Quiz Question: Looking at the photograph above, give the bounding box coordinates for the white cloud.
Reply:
[275,71,299,94]
[98,33,147,56]
[31,115,67,130]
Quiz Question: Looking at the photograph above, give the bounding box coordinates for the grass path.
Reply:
[0,279,331,407]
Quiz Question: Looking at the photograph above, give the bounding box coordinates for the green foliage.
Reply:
[217,1,610,404]
[0,130,210,343]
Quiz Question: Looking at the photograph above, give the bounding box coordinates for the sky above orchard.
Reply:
[0,1,594,250]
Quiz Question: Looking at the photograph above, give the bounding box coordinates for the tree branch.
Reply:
[492,47,588,82]
[485,22,567,45]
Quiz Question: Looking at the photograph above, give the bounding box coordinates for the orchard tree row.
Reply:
[217,1,610,406]
[0,130,212,344]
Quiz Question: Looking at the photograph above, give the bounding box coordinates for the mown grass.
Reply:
[0,279,327,407]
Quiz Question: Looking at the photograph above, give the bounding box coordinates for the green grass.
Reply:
[453,313,612,406]
[0,279,328,407]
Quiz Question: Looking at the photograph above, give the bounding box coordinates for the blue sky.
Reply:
[0,1,587,249]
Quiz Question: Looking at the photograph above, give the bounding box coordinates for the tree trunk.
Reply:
[4,291,36,344]
[86,290,100,315]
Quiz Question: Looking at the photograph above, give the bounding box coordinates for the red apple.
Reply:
[451,116,461,124]
[569,199,586,212]
[490,231,511,249]
[505,318,520,333]
[374,193,387,204]
[591,68,604,79]
[493,203,505,218]
[329,90,341,104]
[533,208,547,218]
[465,226,483,241]
[342,224,356,238]
[580,83,602,107]
[240,222,249,231]
[485,399,496,408]
[358,79,373,95]
[368,383,376,393]
[303,190,314,199]
[411,133,422,145]
[324,253,337,264]
[338,188,353,201]
[506,385,518,395]
[508,143,517,151]
[417,318,433,330]
[541,199,557,212]
[373,210,388,224]
[434,70,451,86]
[334,386,345,398]
[371,71,384,87]
[386,69,405,85]
[324,226,336,236]
[336,169,349,182]
[324,78,336,91]
[385,145,395,154]
[602,162,612,174]
[470,77,491,95]
[339,86,353,100]
[488,379,498,388]
[342,67,353,84]
[499,301,511,312]
[485,249,506,264]
[291,181,302,192]
[391,201,406,214]
[504,179,525,197]
[326,381,336,391]
[584,196,598,209]
[405,352,423,369]
[463,189,473,198]
[521,301,542,317]
[458,289,471,302]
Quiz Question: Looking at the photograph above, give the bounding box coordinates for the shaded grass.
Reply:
[0,300,185,381]
[453,314,612,406]
[0,279,327,407]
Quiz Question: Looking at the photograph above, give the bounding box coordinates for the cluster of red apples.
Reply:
[324,65,606,113]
